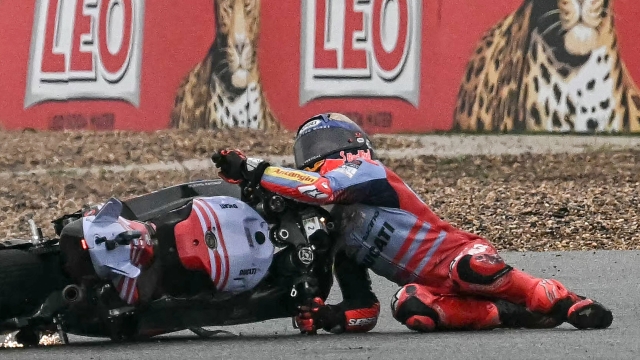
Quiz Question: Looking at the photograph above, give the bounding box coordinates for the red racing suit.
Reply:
[259,158,482,330]
[261,158,475,287]
[258,157,586,332]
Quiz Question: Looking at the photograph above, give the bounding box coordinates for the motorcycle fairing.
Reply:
[82,198,143,279]
[122,179,241,221]
[174,196,274,294]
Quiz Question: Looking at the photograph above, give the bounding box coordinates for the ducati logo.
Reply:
[204,229,218,249]
[300,0,422,107]
[25,0,145,109]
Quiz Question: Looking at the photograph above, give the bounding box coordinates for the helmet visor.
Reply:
[294,128,363,169]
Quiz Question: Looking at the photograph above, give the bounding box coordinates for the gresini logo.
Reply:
[300,0,422,107]
[25,0,145,109]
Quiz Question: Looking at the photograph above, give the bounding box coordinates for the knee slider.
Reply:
[455,254,513,285]
[390,284,440,326]
[405,315,437,332]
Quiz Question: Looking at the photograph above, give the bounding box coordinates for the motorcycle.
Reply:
[0,178,336,346]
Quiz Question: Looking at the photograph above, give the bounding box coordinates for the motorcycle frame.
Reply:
[0,180,336,343]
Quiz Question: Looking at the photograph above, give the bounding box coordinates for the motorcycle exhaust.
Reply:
[62,284,85,304]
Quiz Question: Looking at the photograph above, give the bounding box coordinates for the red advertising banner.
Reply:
[0,0,214,131]
[1,0,640,133]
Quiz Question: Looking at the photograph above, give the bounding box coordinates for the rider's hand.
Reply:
[295,297,345,334]
[211,149,247,184]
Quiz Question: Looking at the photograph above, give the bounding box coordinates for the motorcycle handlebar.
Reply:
[95,230,143,250]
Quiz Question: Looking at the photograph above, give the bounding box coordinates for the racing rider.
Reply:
[210,113,613,334]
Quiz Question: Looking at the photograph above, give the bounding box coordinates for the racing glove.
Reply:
[211,149,269,187]
[295,297,381,334]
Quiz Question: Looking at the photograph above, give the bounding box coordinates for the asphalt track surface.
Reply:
[1,250,638,360]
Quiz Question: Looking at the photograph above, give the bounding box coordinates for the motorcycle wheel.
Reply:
[0,249,69,323]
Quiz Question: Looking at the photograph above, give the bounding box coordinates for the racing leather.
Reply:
[331,250,380,333]
[246,153,611,331]
[342,301,381,333]
[493,299,563,329]
[295,297,380,334]
[455,253,513,285]
[404,315,437,332]
[391,284,501,331]
[258,158,470,286]
[528,278,581,314]
[294,250,381,334]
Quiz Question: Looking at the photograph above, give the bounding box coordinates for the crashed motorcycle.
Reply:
[0,179,336,346]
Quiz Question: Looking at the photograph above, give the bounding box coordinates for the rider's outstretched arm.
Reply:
[259,159,400,207]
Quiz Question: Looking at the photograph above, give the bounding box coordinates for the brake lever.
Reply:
[94,230,142,251]
[113,230,143,245]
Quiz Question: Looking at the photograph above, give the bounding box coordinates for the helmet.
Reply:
[293,113,375,172]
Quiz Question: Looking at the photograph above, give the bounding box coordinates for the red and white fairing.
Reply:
[111,218,155,305]
[82,198,154,304]
[173,196,274,293]
[82,196,273,305]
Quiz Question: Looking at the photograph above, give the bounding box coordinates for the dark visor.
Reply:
[294,127,363,169]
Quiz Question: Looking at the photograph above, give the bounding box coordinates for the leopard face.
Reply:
[213,0,260,90]
[453,0,640,134]
[531,0,612,65]
[171,0,280,131]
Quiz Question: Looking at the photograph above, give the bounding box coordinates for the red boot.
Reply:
[528,279,613,329]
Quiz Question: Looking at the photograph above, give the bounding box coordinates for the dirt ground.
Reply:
[4,129,640,171]
[2,130,640,348]
[1,129,639,251]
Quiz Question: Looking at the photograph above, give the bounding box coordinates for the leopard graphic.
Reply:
[170,0,279,130]
[453,0,640,133]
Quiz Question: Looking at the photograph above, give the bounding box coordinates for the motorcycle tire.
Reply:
[0,249,69,323]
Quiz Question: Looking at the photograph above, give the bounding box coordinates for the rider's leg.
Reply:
[447,238,612,329]
[390,284,560,332]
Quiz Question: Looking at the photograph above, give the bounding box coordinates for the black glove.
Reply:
[211,149,247,184]
[211,149,270,187]
[295,297,346,334]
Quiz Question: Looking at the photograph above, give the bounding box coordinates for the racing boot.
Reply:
[529,279,613,329]
[553,298,613,329]
[462,265,614,330]
[494,300,562,329]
